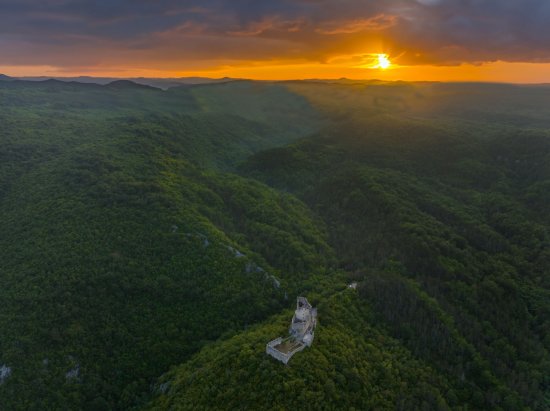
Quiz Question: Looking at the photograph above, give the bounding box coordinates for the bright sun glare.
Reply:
[376,54,391,69]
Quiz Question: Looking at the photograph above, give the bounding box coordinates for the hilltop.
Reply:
[14,76,239,89]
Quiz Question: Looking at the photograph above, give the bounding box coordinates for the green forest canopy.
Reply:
[0,78,548,410]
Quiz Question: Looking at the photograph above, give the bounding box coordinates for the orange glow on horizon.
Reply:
[2,60,550,84]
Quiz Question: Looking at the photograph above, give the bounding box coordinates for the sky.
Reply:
[1,0,550,82]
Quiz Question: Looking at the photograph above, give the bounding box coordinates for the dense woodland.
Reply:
[0,77,548,410]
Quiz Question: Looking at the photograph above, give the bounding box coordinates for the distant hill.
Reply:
[16,76,238,89]
[105,79,161,91]
[0,74,12,81]
[133,76,236,89]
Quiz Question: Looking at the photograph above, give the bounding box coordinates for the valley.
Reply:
[0,77,548,410]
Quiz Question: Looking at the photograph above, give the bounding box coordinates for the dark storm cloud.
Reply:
[0,0,549,68]
[393,0,550,64]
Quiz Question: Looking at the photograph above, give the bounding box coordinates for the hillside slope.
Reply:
[1,79,548,410]
[238,113,550,409]
[147,291,463,411]
[0,80,329,409]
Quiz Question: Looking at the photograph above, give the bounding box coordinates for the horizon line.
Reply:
[2,74,550,86]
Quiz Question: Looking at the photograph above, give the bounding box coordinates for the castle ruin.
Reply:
[266,297,317,364]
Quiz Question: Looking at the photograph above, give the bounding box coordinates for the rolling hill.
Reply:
[0,79,548,410]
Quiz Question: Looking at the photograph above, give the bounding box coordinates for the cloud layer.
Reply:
[0,0,549,73]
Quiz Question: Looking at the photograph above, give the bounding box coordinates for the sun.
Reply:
[376,54,391,70]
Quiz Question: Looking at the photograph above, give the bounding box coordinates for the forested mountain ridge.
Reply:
[0,79,548,410]
[236,104,550,409]
[0,79,329,409]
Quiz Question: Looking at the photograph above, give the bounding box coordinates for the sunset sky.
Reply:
[1,0,550,82]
